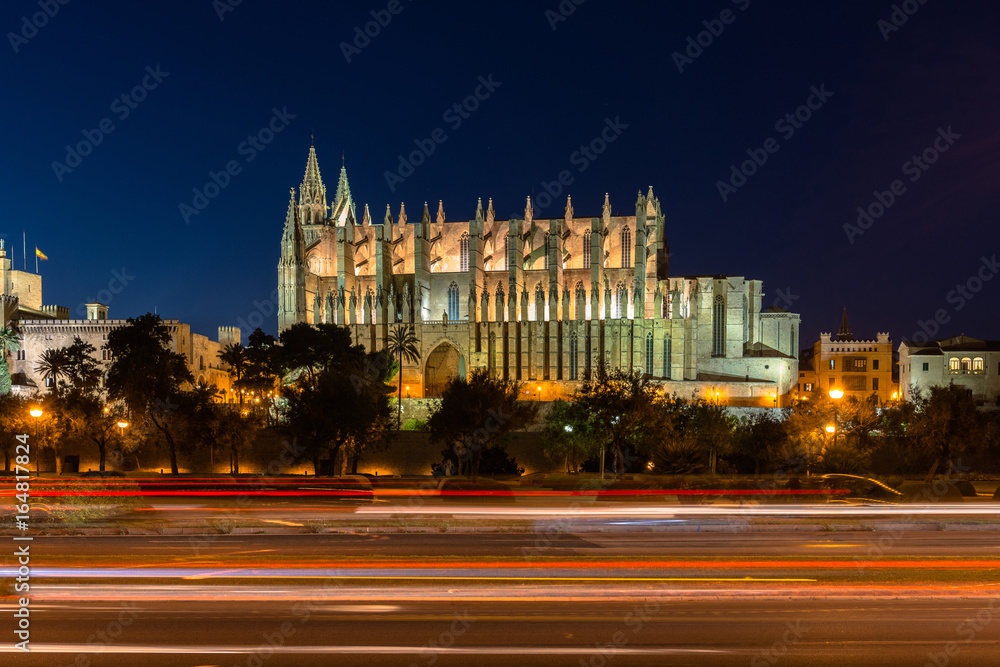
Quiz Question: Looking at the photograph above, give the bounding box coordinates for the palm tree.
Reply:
[385,324,420,428]
[218,343,247,404]
[0,325,21,396]
[35,347,70,395]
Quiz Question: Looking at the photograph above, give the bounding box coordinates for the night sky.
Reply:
[3,0,998,346]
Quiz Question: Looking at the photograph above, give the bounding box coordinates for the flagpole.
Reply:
[23,232,26,271]
[35,251,38,274]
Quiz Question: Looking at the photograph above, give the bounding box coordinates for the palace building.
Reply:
[277,146,801,404]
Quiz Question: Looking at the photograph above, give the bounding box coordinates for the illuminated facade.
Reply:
[899,335,1000,407]
[278,146,800,403]
[798,309,898,404]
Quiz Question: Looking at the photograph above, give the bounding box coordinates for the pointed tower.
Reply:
[331,161,355,225]
[299,146,328,225]
[278,187,307,332]
[838,307,853,341]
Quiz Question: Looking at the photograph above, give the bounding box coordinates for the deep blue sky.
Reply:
[2,0,998,346]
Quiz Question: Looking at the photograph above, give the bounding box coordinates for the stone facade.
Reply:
[899,335,1000,408]
[10,309,238,399]
[798,309,898,405]
[277,147,800,404]
[1,240,45,315]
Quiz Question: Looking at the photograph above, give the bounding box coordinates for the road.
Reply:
[4,529,1000,665]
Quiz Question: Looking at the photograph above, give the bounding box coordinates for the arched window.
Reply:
[712,295,725,357]
[460,233,469,272]
[569,332,579,380]
[949,357,960,374]
[645,331,653,375]
[614,281,626,318]
[544,233,550,270]
[961,357,972,373]
[621,227,631,267]
[448,282,460,321]
[583,230,591,269]
[973,357,985,374]
[663,335,672,379]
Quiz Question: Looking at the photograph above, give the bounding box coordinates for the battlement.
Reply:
[218,326,241,346]
[41,305,70,319]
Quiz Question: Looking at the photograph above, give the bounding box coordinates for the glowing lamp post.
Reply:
[29,408,43,476]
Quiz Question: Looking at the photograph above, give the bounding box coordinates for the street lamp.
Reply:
[29,407,42,477]
[537,385,542,401]
[771,392,777,408]
[405,385,410,398]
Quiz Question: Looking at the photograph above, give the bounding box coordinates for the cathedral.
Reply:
[277,146,800,404]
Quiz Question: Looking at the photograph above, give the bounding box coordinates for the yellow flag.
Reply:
[35,247,48,261]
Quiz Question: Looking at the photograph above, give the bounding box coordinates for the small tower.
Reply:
[299,145,328,225]
[278,187,307,332]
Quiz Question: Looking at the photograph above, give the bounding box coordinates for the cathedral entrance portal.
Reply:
[424,342,462,398]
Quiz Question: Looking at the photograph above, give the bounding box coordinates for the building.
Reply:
[277,146,801,404]
[798,308,897,404]
[1,239,67,321]
[899,335,1000,408]
[3,240,239,399]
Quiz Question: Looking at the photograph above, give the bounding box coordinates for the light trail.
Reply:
[0,643,725,656]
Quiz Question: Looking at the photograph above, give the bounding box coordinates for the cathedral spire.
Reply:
[300,146,325,203]
[565,195,574,222]
[486,197,495,225]
[331,161,355,223]
[385,204,394,226]
[436,200,446,224]
[525,196,534,224]
[602,192,611,219]
[362,203,371,226]
[283,187,297,230]
[422,202,431,225]
[398,202,408,226]
[838,307,853,341]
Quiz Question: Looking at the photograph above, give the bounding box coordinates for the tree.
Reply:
[35,347,70,395]
[278,322,356,386]
[912,384,987,481]
[574,363,663,478]
[540,399,597,472]
[105,313,194,474]
[732,411,788,476]
[685,400,736,474]
[0,325,20,396]
[782,395,838,474]
[0,392,30,471]
[281,349,393,475]
[427,368,538,481]
[218,343,247,404]
[385,324,421,428]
